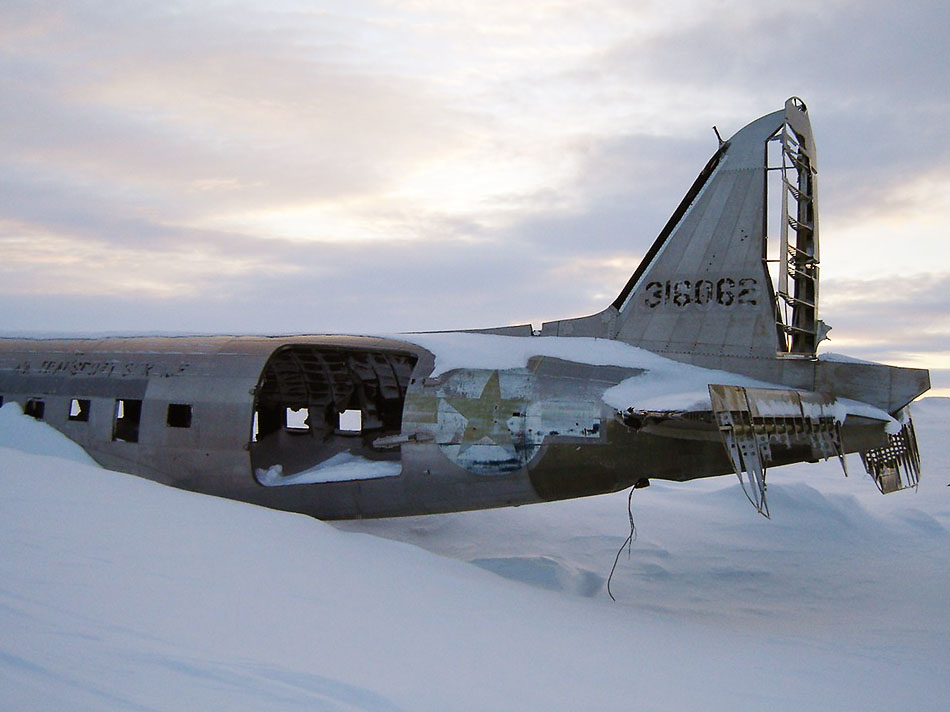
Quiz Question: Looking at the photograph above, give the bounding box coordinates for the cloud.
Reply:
[0,0,946,390]
[583,0,950,210]
[509,131,716,257]
[0,1,481,226]
[0,230,584,333]
[819,273,950,371]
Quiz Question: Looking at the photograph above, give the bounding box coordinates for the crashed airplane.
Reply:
[0,98,929,519]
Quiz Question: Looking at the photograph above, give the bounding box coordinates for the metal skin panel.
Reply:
[404,360,620,476]
[0,335,432,504]
[709,384,848,516]
[539,108,787,353]
[0,99,932,520]
[617,159,773,355]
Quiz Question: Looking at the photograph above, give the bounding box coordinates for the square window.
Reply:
[113,399,142,443]
[285,407,310,432]
[25,399,45,420]
[338,409,362,433]
[166,403,192,428]
[69,398,91,422]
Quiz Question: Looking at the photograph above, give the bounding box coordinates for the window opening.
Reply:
[285,407,310,432]
[253,406,282,443]
[166,403,192,428]
[113,399,142,443]
[25,399,45,420]
[338,409,362,433]
[250,346,418,480]
[68,398,90,422]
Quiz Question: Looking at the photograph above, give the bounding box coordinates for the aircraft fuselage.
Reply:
[0,98,931,518]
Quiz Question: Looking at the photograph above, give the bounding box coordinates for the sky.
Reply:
[1,0,948,393]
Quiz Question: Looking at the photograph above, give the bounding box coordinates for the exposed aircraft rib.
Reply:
[711,392,771,517]
[860,413,921,493]
[709,384,847,517]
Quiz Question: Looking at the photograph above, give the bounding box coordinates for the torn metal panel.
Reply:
[710,393,770,517]
[405,366,607,476]
[860,411,921,493]
[709,384,846,516]
[619,408,721,442]
[620,409,714,428]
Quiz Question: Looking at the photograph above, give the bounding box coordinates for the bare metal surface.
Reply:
[775,97,822,355]
[709,384,848,516]
[0,99,932,520]
[861,412,921,493]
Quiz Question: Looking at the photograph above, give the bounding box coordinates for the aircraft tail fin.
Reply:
[542,98,821,360]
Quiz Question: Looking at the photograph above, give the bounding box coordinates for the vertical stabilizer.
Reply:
[542,98,820,361]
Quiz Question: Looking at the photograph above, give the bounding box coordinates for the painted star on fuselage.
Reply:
[442,371,528,455]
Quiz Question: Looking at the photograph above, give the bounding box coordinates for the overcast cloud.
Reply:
[1,0,948,392]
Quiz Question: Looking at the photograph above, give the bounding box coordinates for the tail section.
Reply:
[542,98,821,360]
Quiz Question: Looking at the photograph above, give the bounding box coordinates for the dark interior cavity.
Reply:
[250,345,417,483]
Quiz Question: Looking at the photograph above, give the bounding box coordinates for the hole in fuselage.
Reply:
[166,403,193,428]
[338,409,362,433]
[69,398,91,422]
[285,407,310,432]
[112,399,142,443]
[249,345,417,485]
[25,398,45,420]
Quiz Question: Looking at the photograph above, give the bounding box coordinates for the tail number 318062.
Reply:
[643,278,758,308]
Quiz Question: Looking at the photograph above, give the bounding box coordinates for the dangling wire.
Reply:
[607,486,637,602]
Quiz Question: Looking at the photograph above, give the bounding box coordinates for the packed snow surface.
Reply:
[400,332,897,423]
[0,401,97,465]
[255,452,402,486]
[3,399,950,710]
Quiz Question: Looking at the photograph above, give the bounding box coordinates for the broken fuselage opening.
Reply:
[250,345,418,484]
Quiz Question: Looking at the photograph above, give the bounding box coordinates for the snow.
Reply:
[401,331,898,424]
[400,332,654,376]
[2,398,950,710]
[0,401,98,466]
[255,452,402,485]
[402,332,733,386]
[818,352,878,364]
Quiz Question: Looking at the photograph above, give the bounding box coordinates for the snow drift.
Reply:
[2,399,949,711]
